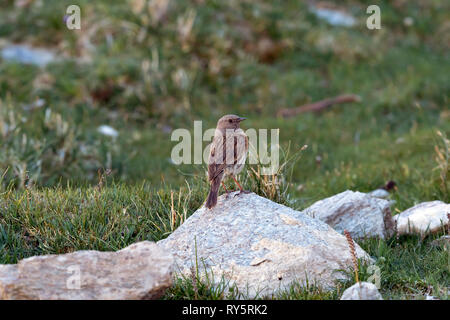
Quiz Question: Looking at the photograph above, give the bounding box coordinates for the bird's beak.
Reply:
[238,117,247,122]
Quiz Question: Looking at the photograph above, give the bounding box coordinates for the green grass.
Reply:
[0,181,447,300]
[0,0,449,299]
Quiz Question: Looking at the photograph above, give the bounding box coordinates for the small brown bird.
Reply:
[205,114,249,209]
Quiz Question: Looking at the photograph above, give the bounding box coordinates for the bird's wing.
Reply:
[208,133,227,181]
[233,129,249,165]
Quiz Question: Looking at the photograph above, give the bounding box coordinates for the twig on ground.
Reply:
[277,94,361,118]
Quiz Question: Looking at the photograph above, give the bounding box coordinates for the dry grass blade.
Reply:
[434,130,449,194]
[190,266,199,300]
[344,230,359,284]
[170,190,176,231]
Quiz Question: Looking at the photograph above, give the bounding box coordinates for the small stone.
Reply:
[310,7,356,27]
[430,235,450,250]
[394,201,449,236]
[97,125,119,138]
[341,282,383,300]
[369,189,390,199]
[403,17,414,27]
[1,44,56,67]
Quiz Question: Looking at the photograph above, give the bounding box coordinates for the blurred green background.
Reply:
[0,0,448,208]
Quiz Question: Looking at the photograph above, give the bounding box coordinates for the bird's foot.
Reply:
[225,190,238,199]
[234,190,251,197]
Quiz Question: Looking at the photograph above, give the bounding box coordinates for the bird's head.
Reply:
[216,114,246,130]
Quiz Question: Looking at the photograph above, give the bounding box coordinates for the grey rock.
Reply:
[368,189,390,199]
[340,282,383,300]
[393,201,449,236]
[0,241,174,300]
[158,192,371,298]
[302,190,395,239]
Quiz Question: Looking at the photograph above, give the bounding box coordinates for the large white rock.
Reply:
[157,192,371,298]
[340,282,383,300]
[0,241,174,300]
[302,190,395,239]
[393,201,449,236]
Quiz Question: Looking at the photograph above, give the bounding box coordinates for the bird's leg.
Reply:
[232,176,251,196]
[221,181,232,198]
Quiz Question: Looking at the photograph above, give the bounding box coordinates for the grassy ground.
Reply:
[0,0,449,299]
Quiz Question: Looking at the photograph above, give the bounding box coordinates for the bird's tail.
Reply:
[205,177,221,209]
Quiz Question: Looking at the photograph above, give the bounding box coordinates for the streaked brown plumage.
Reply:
[205,114,249,209]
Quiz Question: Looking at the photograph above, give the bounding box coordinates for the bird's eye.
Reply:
[229,119,232,123]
